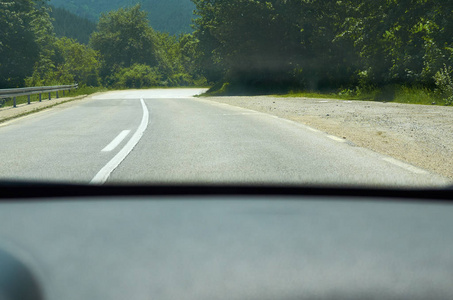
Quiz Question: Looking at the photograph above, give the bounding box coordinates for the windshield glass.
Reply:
[0,0,452,188]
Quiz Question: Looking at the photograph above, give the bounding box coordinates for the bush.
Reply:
[434,64,453,105]
[113,64,162,88]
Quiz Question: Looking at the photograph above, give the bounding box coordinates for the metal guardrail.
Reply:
[0,84,78,108]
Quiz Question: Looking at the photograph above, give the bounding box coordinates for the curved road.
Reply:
[0,89,449,187]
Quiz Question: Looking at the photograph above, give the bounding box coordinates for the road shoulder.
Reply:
[0,95,90,124]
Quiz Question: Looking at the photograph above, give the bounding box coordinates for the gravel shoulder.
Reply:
[204,96,453,181]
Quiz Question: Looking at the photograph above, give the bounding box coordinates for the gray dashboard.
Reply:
[0,196,452,300]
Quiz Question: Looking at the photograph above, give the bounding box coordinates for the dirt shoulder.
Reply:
[204,96,453,180]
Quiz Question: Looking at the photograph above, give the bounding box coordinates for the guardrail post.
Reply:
[63,90,65,97]
[39,94,42,102]
[27,95,31,105]
[13,97,16,108]
[48,92,51,100]
[56,91,59,99]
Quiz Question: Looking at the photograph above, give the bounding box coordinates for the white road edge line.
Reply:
[305,127,321,133]
[382,157,429,175]
[102,130,131,152]
[90,98,149,184]
[327,135,346,142]
[222,113,259,116]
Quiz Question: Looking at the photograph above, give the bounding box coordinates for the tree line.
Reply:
[192,0,453,103]
[0,1,203,89]
[1,0,452,104]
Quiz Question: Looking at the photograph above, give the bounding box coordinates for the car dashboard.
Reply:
[0,184,452,300]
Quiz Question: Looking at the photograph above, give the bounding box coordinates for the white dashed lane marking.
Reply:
[102,130,131,152]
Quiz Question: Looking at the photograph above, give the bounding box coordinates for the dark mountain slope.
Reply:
[49,0,195,34]
[50,6,96,44]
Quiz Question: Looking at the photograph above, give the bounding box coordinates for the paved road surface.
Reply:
[0,89,449,187]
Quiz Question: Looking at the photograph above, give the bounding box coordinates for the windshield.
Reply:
[0,0,452,188]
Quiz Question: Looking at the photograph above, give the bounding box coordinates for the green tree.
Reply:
[27,1,61,86]
[154,32,182,84]
[0,0,50,88]
[178,33,207,85]
[90,4,160,83]
[27,37,101,86]
[339,0,453,88]
[153,32,205,86]
[55,38,100,86]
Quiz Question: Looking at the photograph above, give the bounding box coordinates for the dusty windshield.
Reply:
[0,0,452,188]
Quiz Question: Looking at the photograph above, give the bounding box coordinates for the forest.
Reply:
[0,1,204,90]
[1,0,452,105]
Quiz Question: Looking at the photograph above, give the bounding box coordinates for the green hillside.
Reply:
[50,6,96,44]
[49,0,195,34]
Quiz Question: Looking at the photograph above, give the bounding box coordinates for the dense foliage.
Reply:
[26,37,101,86]
[90,4,202,88]
[90,5,160,83]
[2,0,453,104]
[192,0,453,101]
[192,0,362,93]
[1,1,202,89]
[0,0,52,88]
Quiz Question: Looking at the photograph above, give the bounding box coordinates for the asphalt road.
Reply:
[0,89,449,187]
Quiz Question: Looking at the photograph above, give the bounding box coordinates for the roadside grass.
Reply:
[280,86,449,106]
[279,91,374,101]
[392,86,440,105]
[0,86,107,109]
